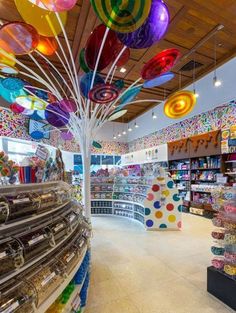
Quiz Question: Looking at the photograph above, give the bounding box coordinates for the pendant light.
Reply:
[193,55,199,98]
[152,110,157,119]
[213,35,222,87]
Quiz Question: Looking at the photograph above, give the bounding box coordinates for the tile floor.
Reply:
[86,214,235,313]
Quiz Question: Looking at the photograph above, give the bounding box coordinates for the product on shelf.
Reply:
[45,217,70,246]
[211,186,236,279]
[56,244,79,275]
[24,259,65,307]
[0,237,24,277]
[0,279,36,313]
[64,210,79,232]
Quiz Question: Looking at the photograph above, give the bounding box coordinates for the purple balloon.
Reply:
[60,131,73,141]
[45,102,70,127]
[118,0,170,49]
[59,99,77,113]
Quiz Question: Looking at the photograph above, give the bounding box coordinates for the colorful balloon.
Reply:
[2,77,24,91]
[141,48,180,80]
[108,109,127,121]
[89,83,119,104]
[85,24,119,71]
[91,0,152,33]
[118,0,170,49]
[0,22,39,55]
[0,52,16,67]
[61,131,73,141]
[15,95,47,110]
[45,102,70,127]
[143,72,174,88]
[10,103,25,114]
[35,0,77,12]
[15,0,67,37]
[79,48,90,73]
[164,90,197,119]
[59,99,76,112]
[79,72,104,99]
[36,35,58,56]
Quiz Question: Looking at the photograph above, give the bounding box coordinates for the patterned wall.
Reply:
[128,100,236,152]
[0,108,128,155]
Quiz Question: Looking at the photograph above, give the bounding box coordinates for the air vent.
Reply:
[180,60,203,72]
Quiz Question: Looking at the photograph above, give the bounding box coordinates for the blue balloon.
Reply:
[79,72,104,99]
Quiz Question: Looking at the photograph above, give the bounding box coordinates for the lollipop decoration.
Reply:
[36,35,58,56]
[45,102,70,127]
[164,90,197,119]
[118,0,170,49]
[15,95,47,110]
[89,83,120,104]
[141,48,181,80]
[90,0,152,33]
[143,72,175,88]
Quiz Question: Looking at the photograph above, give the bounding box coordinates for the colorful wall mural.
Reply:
[129,100,236,152]
[0,108,128,155]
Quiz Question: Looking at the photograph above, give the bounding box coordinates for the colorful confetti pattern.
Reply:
[0,108,128,155]
[144,168,182,230]
[129,101,236,152]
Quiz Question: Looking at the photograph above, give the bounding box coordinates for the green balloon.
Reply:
[79,48,90,73]
[92,141,102,149]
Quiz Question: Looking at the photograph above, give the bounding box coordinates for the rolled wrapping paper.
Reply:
[211,230,225,240]
[224,264,236,276]
[224,251,236,263]
[211,246,225,256]
[224,233,236,245]
[24,166,31,184]
[19,167,25,183]
[211,257,225,270]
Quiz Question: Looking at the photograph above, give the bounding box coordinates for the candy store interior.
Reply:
[0,1,236,313]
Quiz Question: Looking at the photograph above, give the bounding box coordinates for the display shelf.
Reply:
[0,200,71,231]
[35,247,87,313]
[168,169,190,171]
[0,221,81,285]
[191,168,220,170]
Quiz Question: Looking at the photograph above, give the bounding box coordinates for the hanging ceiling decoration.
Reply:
[118,0,170,49]
[141,48,181,80]
[143,72,175,88]
[90,0,152,33]
[15,95,47,110]
[89,83,120,104]
[164,90,197,119]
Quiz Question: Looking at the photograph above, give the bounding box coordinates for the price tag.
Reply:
[54,223,64,232]
[13,198,30,204]
[66,252,75,263]
[28,234,45,246]
[41,272,56,287]
[0,251,7,259]
[36,145,49,161]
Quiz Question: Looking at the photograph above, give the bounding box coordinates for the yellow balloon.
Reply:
[14,0,67,37]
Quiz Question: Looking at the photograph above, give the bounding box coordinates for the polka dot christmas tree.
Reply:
[144,167,182,230]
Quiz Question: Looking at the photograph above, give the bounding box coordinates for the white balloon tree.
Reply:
[0,0,187,220]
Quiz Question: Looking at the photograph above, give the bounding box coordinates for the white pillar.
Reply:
[81,141,91,220]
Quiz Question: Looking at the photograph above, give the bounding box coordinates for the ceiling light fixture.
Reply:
[113,134,117,139]
[134,121,139,128]
[118,133,121,137]
[152,111,157,119]
[120,67,127,73]
[213,34,222,88]
[128,125,132,132]
[122,130,127,135]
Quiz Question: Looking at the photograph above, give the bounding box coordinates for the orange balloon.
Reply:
[36,35,58,55]
[0,52,16,67]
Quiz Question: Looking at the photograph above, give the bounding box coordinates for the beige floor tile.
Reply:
[86,214,233,313]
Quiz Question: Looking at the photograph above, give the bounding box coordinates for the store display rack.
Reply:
[0,181,91,313]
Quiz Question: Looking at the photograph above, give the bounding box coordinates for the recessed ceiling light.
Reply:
[120,67,127,73]
[122,130,126,135]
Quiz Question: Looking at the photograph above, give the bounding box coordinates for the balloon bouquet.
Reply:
[0,0,198,218]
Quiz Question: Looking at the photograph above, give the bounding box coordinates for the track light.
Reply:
[213,75,222,87]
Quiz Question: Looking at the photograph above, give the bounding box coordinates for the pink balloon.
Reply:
[59,99,76,113]
[61,131,73,140]
[32,0,77,12]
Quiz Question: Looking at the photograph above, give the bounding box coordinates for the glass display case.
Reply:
[25,259,65,307]
[0,238,24,278]
[37,191,57,212]
[0,193,40,224]
[64,210,79,232]
[0,279,36,313]
[17,224,53,263]
[45,217,69,246]
[56,243,79,275]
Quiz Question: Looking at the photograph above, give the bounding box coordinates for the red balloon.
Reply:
[36,35,57,56]
[0,22,39,55]
[85,24,119,71]
[141,48,181,80]
[10,103,25,114]
[113,42,130,67]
